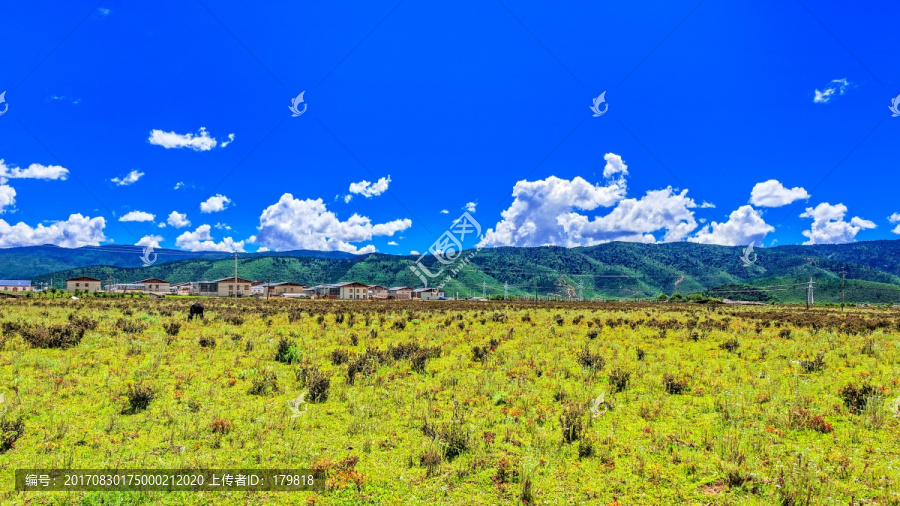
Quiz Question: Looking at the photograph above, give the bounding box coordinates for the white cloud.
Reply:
[176,224,245,252]
[0,159,70,184]
[256,246,270,253]
[890,213,900,235]
[440,209,449,214]
[465,202,477,213]
[346,175,391,202]
[97,7,110,16]
[410,250,420,255]
[813,78,851,104]
[689,205,775,246]
[254,194,412,254]
[119,210,155,222]
[157,222,166,228]
[200,194,231,213]
[111,170,144,186]
[147,127,233,151]
[387,240,398,246]
[167,211,191,228]
[479,165,629,247]
[0,214,106,248]
[555,188,700,245]
[749,179,810,207]
[136,235,162,248]
[800,202,875,244]
[174,182,185,190]
[603,152,628,178]
[214,222,232,230]
[0,185,16,213]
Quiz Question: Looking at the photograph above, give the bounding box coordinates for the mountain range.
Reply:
[5,241,900,303]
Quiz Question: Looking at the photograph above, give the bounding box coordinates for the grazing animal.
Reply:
[189,302,204,321]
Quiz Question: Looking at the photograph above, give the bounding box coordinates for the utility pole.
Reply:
[534,279,538,302]
[504,282,508,300]
[482,281,486,298]
[806,277,814,309]
[578,281,584,302]
[266,275,270,301]
[840,268,846,312]
[234,251,238,299]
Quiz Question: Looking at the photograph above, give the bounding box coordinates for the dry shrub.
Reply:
[249,369,279,396]
[839,383,879,414]
[788,408,833,433]
[20,323,85,349]
[663,374,688,395]
[210,418,232,434]
[608,368,631,393]
[124,383,154,413]
[578,345,605,371]
[799,351,825,373]
[0,416,25,452]
[559,402,586,443]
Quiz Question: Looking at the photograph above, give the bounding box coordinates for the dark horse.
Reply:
[188,302,204,321]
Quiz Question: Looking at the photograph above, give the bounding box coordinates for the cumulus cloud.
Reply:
[0,159,70,184]
[465,202,477,213]
[602,152,628,178]
[387,240,398,246]
[813,78,851,104]
[136,235,162,248]
[254,194,412,254]
[749,180,810,207]
[800,202,875,244]
[148,127,233,151]
[346,175,391,202]
[173,182,185,190]
[689,205,775,246]
[0,214,106,248]
[167,211,191,228]
[111,170,144,186]
[410,250,420,255]
[200,194,231,213]
[890,213,900,235]
[119,210,155,222]
[440,209,449,214]
[0,185,16,213]
[214,222,231,230]
[479,165,629,247]
[176,224,245,252]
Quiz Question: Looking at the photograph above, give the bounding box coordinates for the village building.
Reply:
[66,276,102,293]
[368,285,389,299]
[335,281,369,300]
[171,282,192,295]
[256,282,307,297]
[0,280,34,293]
[413,287,444,300]
[388,286,412,299]
[134,278,170,294]
[204,277,253,297]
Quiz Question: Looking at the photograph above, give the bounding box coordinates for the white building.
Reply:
[413,287,444,300]
[0,280,34,293]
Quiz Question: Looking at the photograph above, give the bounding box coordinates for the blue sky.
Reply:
[1,0,899,255]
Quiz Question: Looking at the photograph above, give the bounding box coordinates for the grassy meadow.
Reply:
[1,298,899,505]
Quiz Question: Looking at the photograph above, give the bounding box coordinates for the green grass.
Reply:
[1,299,899,504]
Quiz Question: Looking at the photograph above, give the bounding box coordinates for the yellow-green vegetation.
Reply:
[1,298,899,505]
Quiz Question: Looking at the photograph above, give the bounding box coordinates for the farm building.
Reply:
[109,284,146,294]
[66,277,102,293]
[255,282,307,297]
[210,277,254,297]
[388,286,412,299]
[413,287,444,300]
[368,285,389,299]
[335,281,369,300]
[0,280,34,293]
[134,278,170,294]
[171,283,192,295]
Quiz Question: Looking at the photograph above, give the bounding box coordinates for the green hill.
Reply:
[20,239,900,304]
